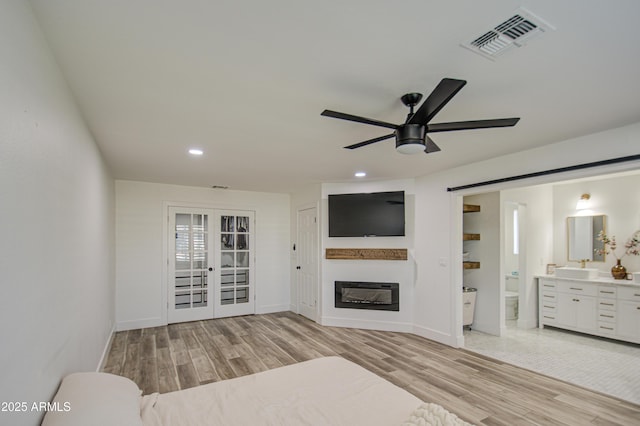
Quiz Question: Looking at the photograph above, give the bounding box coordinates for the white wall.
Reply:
[415,121,640,347]
[0,2,115,425]
[320,179,415,331]
[502,185,554,329]
[115,180,290,330]
[553,173,640,274]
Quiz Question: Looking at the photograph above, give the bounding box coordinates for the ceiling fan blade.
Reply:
[407,78,467,125]
[321,110,398,129]
[424,136,441,154]
[428,117,520,133]
[344,133,396,150]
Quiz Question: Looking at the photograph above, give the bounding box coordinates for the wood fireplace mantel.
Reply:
[325,248,408,261]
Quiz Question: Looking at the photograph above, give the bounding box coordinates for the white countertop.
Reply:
[536,274,640,286]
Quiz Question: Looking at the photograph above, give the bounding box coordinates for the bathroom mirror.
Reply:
[567,215,606,262]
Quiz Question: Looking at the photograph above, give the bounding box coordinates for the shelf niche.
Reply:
[463,204,481,270]
[463,204,481,213]
[463,261,481,269]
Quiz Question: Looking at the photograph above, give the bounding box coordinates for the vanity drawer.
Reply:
[597,310,616,323]
[597,286,617,299]
[617,286,640,302]
[542,291,558,303]
[558,280,597,296]
[540,279,557,291]
[541,313,557,324]
[598,299,617,311]
[542,301,557,313]
[597,322,616,335]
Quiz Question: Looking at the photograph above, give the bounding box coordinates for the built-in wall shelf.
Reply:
[463,204,481,213]
[463,261,481,269]
[463,204,481,269]
[325,248,408,261]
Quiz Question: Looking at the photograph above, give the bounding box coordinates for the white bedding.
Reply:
[141,356,422,426]
[401,403,474,426]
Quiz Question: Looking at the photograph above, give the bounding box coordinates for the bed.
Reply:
[42,356,472,425]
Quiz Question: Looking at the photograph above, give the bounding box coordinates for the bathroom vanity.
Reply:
[538,275,640,344]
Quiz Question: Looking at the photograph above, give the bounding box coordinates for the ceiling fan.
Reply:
[321,78,520,155]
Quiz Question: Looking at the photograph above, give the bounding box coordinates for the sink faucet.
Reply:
[580,259,588,268]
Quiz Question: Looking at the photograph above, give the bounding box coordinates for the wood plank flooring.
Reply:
[102,312,640,425]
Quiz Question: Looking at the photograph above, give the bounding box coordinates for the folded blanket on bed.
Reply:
[401,403,474,426]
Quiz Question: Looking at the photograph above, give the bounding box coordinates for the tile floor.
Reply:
[463,321,640,405]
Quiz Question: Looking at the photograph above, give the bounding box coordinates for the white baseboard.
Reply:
[412,324,458,347]
[116,317,164,331]
[96,324,116,372]
[320,316,413,333]
[256,304,290,314]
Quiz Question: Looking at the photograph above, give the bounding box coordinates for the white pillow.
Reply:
[41,372,143,426]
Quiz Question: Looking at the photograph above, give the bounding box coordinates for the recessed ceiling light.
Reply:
[188,148,204,156]
[355,172,366,178]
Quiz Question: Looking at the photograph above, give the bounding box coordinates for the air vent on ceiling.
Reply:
[462,8,555,60]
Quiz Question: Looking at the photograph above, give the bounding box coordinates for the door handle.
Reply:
[296,266,301,270]
[208,267,213,271]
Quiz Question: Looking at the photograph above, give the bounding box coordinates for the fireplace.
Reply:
[334,281,399,311]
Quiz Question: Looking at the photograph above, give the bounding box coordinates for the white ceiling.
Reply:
[29,0,640,193]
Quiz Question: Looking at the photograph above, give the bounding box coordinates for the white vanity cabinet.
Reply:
[556,281,597,332]
[617,286,640,341]
[538,277,640,344]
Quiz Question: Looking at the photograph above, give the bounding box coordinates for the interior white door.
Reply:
[297,207,318,321]
[214,210,255,318]
[168,207,214,323]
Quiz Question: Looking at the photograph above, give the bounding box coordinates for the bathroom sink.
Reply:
[554,267,599,280]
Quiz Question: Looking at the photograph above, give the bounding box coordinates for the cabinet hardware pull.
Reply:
[464,302,471,305]
[600,326,614,330]
[600,291,614,294]
[544,284,554,287]
[600,314,614,318]
[635,294,640,297]
[544,305,554,309]
[543,315,555,319]
[600,302,614,306]
[569,287,583,291]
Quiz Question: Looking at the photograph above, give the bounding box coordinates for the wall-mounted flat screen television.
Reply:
[328,191,405,237]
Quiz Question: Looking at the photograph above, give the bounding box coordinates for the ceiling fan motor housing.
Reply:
[396,124,426,154]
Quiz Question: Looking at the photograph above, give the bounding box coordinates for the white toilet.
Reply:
[505,276,519,320]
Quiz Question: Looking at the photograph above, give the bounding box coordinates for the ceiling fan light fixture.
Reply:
[395,124,426,154]
[396,140,425,154]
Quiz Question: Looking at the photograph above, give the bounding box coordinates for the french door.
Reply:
[214,210,255,318]
[168,207,255,323]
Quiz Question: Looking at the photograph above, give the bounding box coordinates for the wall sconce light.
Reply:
[576,193,591,210]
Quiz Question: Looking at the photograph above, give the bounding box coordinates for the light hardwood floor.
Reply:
[103,312,640,425]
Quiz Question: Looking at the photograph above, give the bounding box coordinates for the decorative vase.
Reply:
[611,259,627,279]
